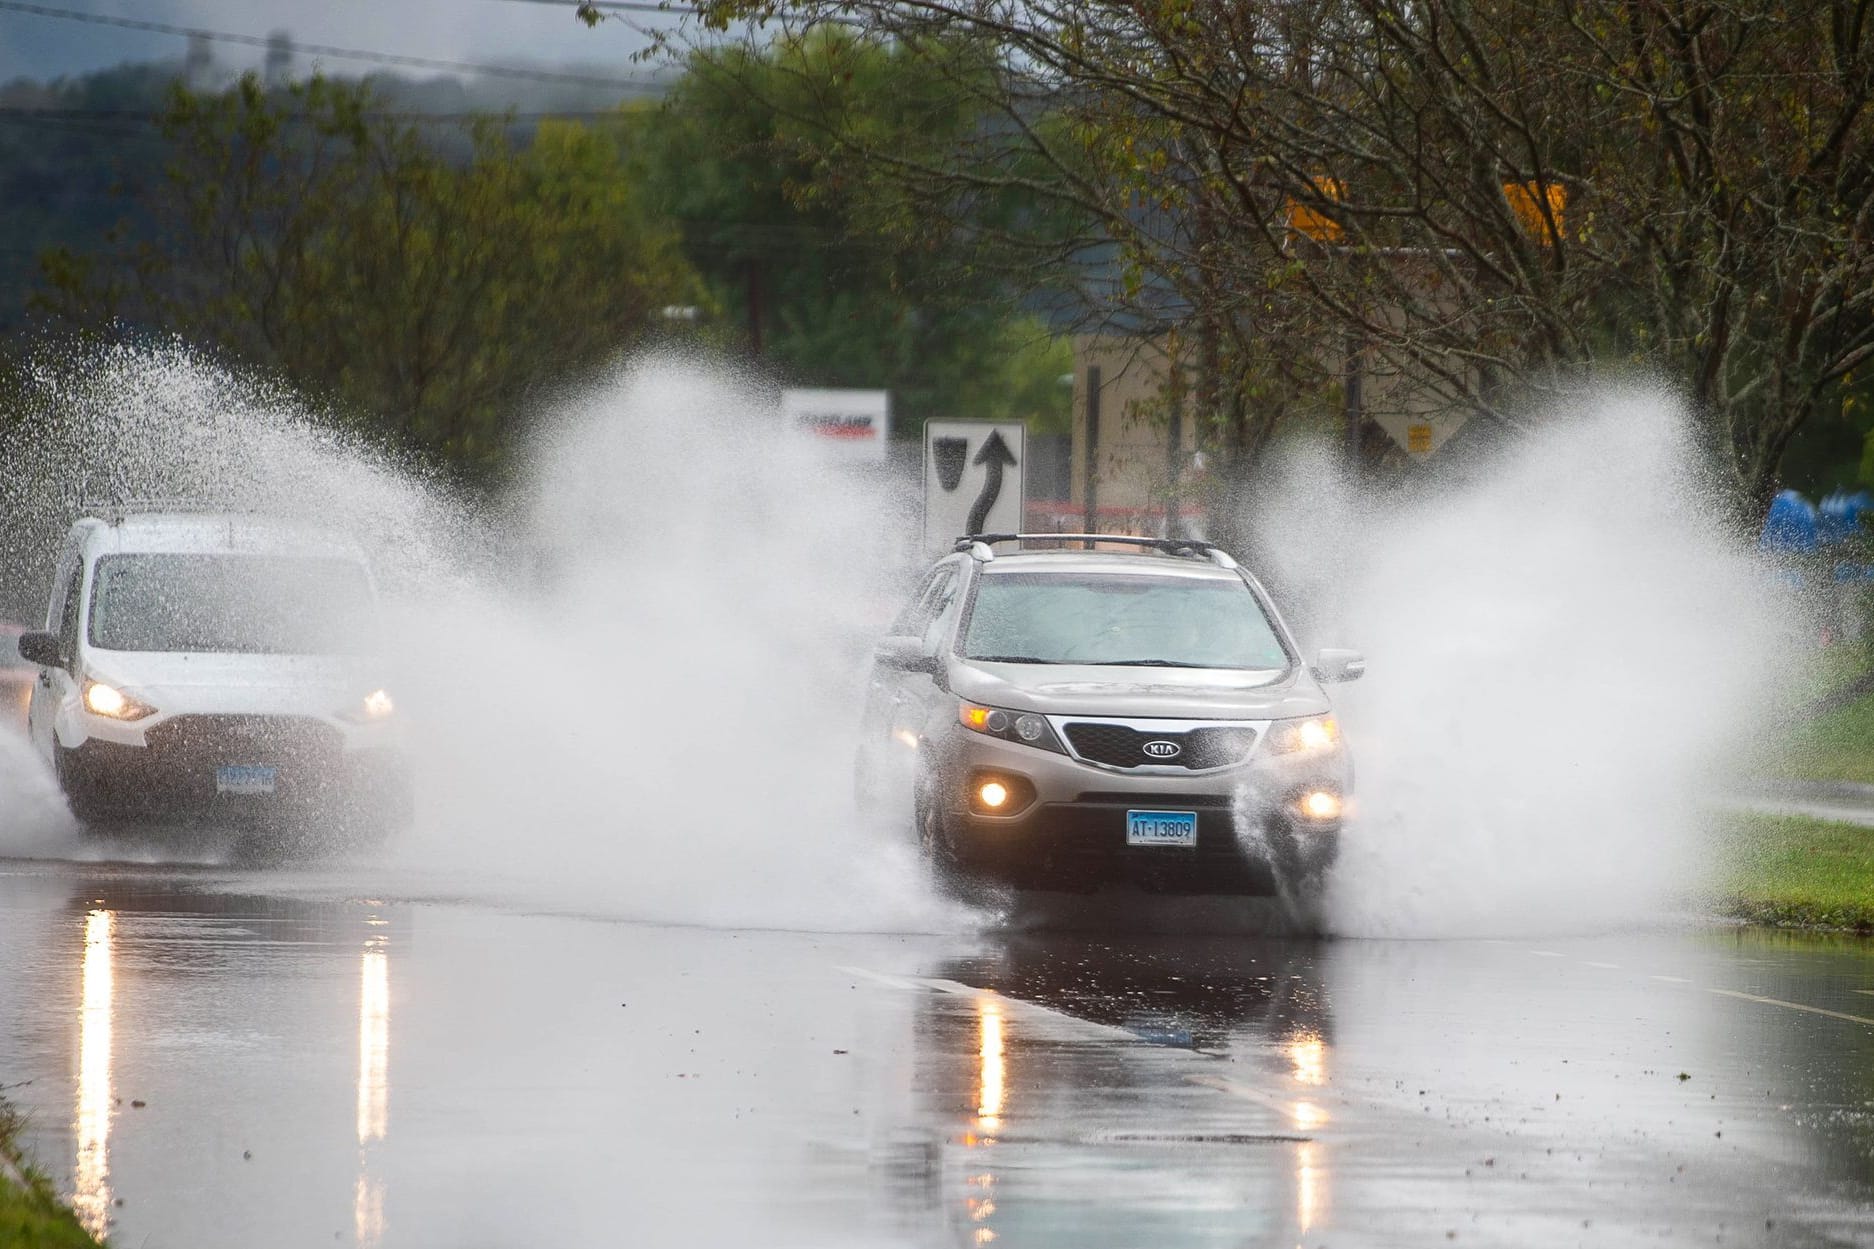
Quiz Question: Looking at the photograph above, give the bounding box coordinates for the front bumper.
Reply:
[59,714,411,825]
[927,725,1347,895]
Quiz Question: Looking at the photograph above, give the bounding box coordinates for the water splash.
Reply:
[0,341,955,931]
[1253,386,1797,937]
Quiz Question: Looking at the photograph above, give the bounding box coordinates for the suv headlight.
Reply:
[957,701,1066,754]
[1267,714,1340,755]
[83,680,157,722]
[339,689,396,723]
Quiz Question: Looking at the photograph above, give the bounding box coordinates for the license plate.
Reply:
[1126,809,1197,848]
[216,765,278,796]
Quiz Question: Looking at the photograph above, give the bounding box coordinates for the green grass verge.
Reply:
[0,1100,103,1248]
[1770,637,1874,784]
[1718,813,1874,931]
[1779,690,1874,785]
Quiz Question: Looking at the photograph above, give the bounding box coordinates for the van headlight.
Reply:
[1267,715,1340,755]
[957,702,1066,754]
[83,680,156,722]
[339,689,396,723]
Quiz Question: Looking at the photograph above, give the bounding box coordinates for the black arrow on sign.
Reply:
[965,430,1018,534]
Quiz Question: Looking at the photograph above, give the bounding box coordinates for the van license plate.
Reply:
[217,765,278,796]
[1126,810,1197,848]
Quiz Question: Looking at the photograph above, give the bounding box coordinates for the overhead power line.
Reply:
[492,0,704,12]
[0,0,671,92]
[0,106,638,123]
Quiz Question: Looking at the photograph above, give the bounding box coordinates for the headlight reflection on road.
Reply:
[355,926,391,1246]
[975,997,1005,1131]
[968,998,1005,1246]
[73,908,115,1239]
[1296,1140,1324,1236]
[357,933,390,1145]
[1287,1034,1326,1087]
[1285,1028,1330,1238]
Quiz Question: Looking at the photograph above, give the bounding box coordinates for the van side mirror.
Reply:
[1313,648,1366,683]
[874,636,941,676]
[17,630,63,669]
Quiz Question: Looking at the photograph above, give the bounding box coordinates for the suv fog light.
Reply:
[1297,790,1343,821]
[967,770,1037,817]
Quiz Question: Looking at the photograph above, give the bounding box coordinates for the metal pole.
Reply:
[1083,365,1101,548]
[1166,366,1183,539]
[1343,333,1363,472]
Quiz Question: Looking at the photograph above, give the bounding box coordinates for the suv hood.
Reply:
[86,650,385,717]
[949,659,1330,720]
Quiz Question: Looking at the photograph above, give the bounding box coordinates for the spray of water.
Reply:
[394,356,949,930]
[1252,386,1797,937]
[0,341,952,931]
[0,344,1798,938]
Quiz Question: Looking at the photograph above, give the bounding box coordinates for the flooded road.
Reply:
[3,854,1874,1247]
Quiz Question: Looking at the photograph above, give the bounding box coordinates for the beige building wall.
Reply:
[1068,304,1470,518]
[1064,334,1201,534]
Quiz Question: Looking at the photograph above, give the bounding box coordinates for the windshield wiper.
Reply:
[969,654,1061,664]
[1082,659,1210,668]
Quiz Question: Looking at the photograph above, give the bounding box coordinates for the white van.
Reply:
[19,508,411,835]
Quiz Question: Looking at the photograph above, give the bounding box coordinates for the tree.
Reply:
[39,74,699,479]
[624,31,1074,432]
[691,0,1874,515]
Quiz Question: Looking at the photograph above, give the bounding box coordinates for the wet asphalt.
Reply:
[3,847,1874,1248]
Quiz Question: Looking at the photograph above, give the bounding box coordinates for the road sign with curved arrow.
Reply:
[924,420,1026,555]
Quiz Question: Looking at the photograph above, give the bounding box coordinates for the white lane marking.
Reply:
[838,966,1142,1043]
[1853,989,1874,998]
[1706,988,1874,1028]
[837,964,928,993]
[1652,975,1693,983]
[1186,1073,1297,1115]
[1585,961,1621,969]
[1528,950,1565,958]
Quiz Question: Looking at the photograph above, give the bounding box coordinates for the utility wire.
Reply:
[0,106,639,123]
[0,0,671,91]
[491,0,702,12]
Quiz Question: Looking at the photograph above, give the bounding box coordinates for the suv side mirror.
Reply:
[17,630,63,669]
[874,636,941,676]
[1313,648,1366,683]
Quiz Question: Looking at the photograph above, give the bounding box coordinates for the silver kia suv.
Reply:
[857,534,1363,896]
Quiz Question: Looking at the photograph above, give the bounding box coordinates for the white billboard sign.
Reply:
[782,388,890,461]
[924,419,1026,556]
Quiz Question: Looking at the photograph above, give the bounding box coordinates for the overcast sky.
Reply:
[0,0,688,97]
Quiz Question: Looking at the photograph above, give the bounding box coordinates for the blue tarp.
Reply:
[1818,490,1872,546]
[1761,489,1819,553]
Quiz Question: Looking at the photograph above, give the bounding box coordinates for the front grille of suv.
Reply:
[1060,722,1258,771]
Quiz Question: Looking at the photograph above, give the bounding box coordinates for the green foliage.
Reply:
[697,0,1874,514]
[1719,814,1874,932]
[38,75,698,481]
[624,31,1072,434]
[0,1100,103,1248]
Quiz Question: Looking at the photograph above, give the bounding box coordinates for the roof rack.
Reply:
[954,533,1238,570]
[80,499,259,526]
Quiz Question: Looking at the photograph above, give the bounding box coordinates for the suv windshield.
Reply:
[962,571,1289,669]
[88,554,381,655]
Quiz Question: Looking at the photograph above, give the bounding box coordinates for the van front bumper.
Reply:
[58,713,410,825]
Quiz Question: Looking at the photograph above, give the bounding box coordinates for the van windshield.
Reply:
[962,571,1290,670]
[88,554,381,655]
